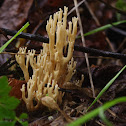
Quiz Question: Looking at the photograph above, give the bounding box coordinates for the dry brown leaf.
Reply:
[9,78,26,99]
[0,0,33,29]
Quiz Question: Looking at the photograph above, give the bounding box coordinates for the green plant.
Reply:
[77,20,126,38]
[0,76,28,126]
[67,96,126,126]
[116,0,126,20]
[67,65,126,126]
[116,0,126,12]
[0,22,29,126]
[87,65,126,111]
[0,22,29,53]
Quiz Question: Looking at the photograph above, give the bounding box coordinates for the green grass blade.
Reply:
[0,22,30,53]
[99,108,113,126]
[87,65,126,111]
[67,97,126,126]
[77,20,126,38]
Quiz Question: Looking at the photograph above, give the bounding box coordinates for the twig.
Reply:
[68,0,86,16]
[0,57,16,75]
[4,48,126,59]
[1,28,126,59]
[26,19,47,46]
[0,28,49,43]
[1,25,126,44]
[0,29,9,40]
[95,120,105,126]
[73,0,95,97]
[84,1,100,26]
[2,51,124,60]
[26,20,43,45]
[110,27,126,36]
[74,56,115,60]
[74,45,126,59]
[117,37,126,52]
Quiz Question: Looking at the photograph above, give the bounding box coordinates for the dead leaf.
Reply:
[9,78,26,99]
[0,0,33,30]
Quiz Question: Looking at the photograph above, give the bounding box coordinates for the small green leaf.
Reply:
[0,76,11,96]
[19,113,28,119]
[0,120,16,126]
[116,0,126,20]
[15,116,28,126]
[116,0,126,11]
[20,121,28,126]
[67,97,126,126]
[0,76,28,126]
[0,108,15,120]
[0,96,20,109]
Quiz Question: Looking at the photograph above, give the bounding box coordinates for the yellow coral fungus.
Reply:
[16,6,78,111]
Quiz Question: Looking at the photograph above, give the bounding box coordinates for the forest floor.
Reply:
[0,0,126,126]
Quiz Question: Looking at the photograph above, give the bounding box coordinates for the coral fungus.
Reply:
[16,6,78,111]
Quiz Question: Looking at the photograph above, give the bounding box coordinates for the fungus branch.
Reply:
[16,7,80,111]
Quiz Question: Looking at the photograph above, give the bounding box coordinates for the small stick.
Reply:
[73,0,95,97]
[1,28,126,59]
[0,28,49,43]
[68,0,86,16]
